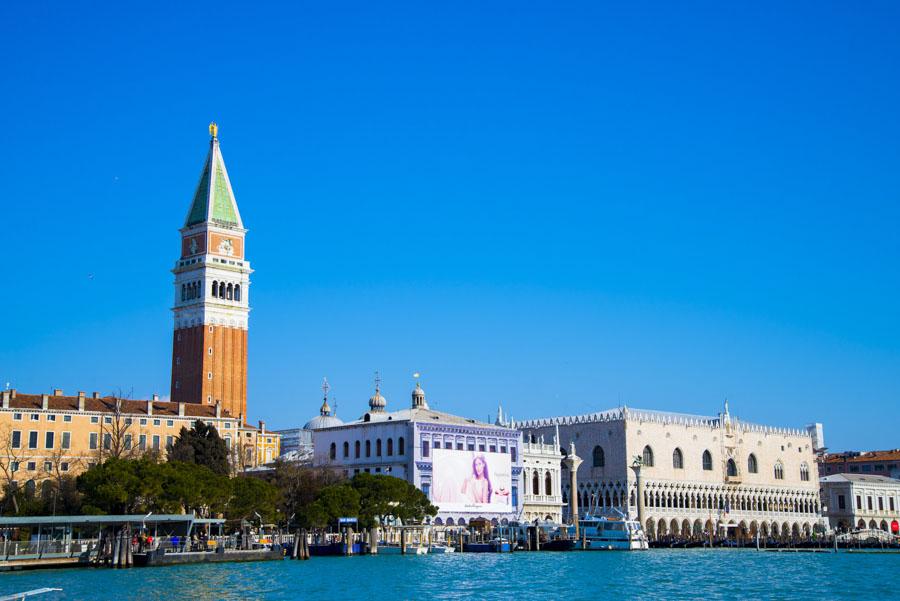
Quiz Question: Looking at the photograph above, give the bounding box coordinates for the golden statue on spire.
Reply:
[209,122,218,138]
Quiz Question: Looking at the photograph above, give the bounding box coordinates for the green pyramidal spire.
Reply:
[184,123,243,229]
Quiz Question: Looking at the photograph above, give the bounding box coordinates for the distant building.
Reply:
[513,403,823,541]
[820,473,900,534]
[818,450,900,480]
[313,380,523,526]
[274,385,343,462]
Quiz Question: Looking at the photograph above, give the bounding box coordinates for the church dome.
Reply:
[304,414,344,430]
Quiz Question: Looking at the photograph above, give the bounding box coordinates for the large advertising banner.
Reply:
[431,448,512,512]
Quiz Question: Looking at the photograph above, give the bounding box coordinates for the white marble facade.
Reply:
[514,405,824,540]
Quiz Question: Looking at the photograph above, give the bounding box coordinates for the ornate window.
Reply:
[774,461,784,480]
[376,438,382,456]
[234,284,241,302]
[343,441,349,458]
[398,437,405,456]
[365,440,371,458]
[593,445,605,467]
[354,440,360,458]
[226,283,233,300]
[748,453,758,474]
[532,472,539,495]
[673,448,684,469]
[727,458,737,477]
[212,281,218,297]
[642,445,654,467]
[545,472,552,496]
[800,462,809,481]
[387,438,393,456]
[702,450,713,471]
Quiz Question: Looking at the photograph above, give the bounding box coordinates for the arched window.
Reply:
[355,441,360,458]
[365,440,371,458]
[376,439,382,457]
[592,445,605,467]
[387,438,393,456]
[343,441,349,458]
[226,283,233,300]
[673,448,684,469]
[329,442,336,460]
[702,450,713,471]
[800,462,809,481]
[192,282,198,299]
[532,472,539,495]
[774,461,784,480]
[234,284,241,302]
[642,446,654,467]
[748,454,758,474]
[181,284,186,301]
[398,437,405,456]
[212,281,218,297]
[727,458,737,477]
[219,283,226,299]
[545,472,552,496]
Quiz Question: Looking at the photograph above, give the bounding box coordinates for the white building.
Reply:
[313,381,524,526]
[513,403,823,541]
[520,431,565,524]
[820,473,900,534]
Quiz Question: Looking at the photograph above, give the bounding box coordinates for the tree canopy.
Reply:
[168,421,230,475]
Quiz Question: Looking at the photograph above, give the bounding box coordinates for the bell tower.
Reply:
[170,123,251,419]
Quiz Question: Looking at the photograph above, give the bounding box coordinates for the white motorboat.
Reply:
[569,510,649,550]
[428,543,456,553]
[377,543,429,555]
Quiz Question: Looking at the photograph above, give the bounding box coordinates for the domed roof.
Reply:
[304,414,344,430]
[369,389,387,412]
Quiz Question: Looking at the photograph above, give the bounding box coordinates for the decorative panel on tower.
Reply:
[170,124,252,421]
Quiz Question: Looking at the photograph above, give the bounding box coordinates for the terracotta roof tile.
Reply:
[4,393,235,419]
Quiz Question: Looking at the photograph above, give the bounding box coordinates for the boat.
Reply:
[463,538,512,553]
[428,543,456,553]
[541,538,577,551]
[376,543,429,555]
[569,510,649,550]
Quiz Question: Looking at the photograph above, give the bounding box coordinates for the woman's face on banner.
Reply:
[474,456,486,477]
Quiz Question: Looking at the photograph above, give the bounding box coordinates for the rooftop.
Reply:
[821,449,900,464]
[1,390,235,419]
[820,473,900,485]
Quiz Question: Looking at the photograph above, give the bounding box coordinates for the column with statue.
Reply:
[562,442,583,538]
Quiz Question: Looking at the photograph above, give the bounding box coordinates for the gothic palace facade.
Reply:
[514,404,824,540]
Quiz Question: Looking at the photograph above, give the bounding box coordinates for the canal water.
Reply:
[1,550,896,600]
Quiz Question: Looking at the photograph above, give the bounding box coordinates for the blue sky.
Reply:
[1,2,898,451]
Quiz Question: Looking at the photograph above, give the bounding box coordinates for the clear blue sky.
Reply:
[1,2,898,452]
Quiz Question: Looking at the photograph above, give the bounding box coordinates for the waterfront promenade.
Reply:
[1,550,896,600]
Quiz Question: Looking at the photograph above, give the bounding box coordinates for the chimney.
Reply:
[41,394,49,410]
[78,391,86,411]
[10,389,16,399]
[92,392,100,399]
[152,393,159,402]
[259,420,266,434]
[53,388,63,397]
[215,400,221,419]
[2,391,9,409]
[147,398,154,416]
[178,402,185,417]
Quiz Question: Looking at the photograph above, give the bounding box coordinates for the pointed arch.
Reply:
[672,448,684,469]
[747,453,758,474]
[702,450,713,471]
[642,445,654,467]
[592,445,605,467]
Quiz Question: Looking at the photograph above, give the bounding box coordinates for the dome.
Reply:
[369,389,387,412]
[304,414,344,430]
[411,382,428,410]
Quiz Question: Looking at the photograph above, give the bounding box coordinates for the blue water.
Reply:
[1,550,897,600]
